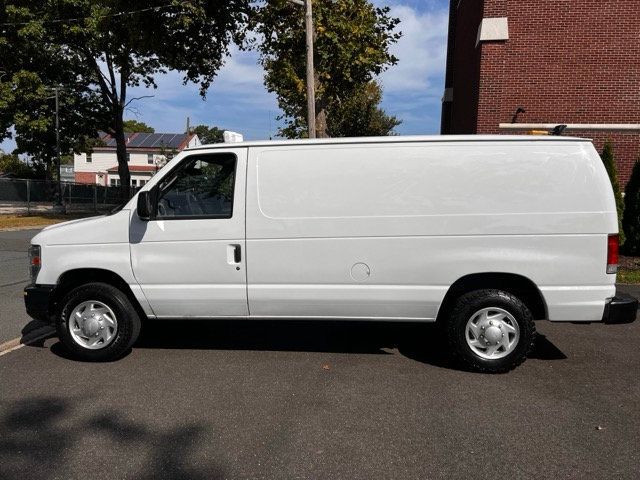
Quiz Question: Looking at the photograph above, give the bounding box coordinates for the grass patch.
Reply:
[0,213,90,230]
[617,268,640,285]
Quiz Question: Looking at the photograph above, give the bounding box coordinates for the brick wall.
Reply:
[445,0,640,184]
[442,0,484,133]
[74,172,95,184]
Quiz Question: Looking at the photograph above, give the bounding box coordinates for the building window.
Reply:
[131,179,137,187]
[86,153,92,163]
[110,178,121,187]
[147,153,154,164]
[140,180,147,186]
[126,153,131,163]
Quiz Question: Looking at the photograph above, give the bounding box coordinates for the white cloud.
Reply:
[124,46,280,139]
[373,2,449,134]
[379,4,448,94]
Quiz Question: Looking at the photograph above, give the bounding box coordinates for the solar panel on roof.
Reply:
[96,132,189,149]
[129,132,150,147]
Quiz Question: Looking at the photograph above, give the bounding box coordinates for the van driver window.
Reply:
[156,154,236,219]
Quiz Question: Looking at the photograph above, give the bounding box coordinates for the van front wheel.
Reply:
[446,289,536,373]
[57,282,141,361]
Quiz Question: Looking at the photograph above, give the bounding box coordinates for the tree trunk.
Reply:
[315,108,329,138]
[113,111,130,199]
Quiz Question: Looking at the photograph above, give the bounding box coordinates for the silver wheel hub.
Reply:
[69,301,118,350]
[465,307,520,360]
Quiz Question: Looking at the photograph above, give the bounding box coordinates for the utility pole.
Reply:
[44,85,66,212]
[53,86,64,212]
[289,0,316,138]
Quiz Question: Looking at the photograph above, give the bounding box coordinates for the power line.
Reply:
[0,4,180,27]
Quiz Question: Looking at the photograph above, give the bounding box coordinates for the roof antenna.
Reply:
[550,125,567,136]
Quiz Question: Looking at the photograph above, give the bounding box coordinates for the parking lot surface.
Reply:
[1,228,639,479]
[0,228,42,344]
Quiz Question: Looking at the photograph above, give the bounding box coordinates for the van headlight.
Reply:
[29,245,41,284]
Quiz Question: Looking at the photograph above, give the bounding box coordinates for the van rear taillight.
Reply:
[607,234,619,274]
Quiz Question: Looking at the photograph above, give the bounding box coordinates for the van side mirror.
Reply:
[137,190,154,221]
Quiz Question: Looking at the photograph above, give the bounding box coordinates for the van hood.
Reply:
[40,215,104,232]
[31,210,132,246]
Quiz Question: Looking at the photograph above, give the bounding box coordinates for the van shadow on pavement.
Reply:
[49,319,567,370]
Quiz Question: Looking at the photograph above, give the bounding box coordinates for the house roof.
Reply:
[106,165,157,173]
[98,132,195,150]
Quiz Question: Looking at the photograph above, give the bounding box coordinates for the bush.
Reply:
[601,142,625,246]
[622,158,640,254]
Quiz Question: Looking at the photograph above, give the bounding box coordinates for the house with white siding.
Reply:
[73,132,200,187]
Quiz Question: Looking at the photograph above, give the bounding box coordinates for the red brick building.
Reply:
[441,0,640,184]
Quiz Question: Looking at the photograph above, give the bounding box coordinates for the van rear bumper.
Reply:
[602,295,638,324]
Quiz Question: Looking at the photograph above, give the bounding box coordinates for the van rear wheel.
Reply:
[446,289,536,373]
[57,282,141,361]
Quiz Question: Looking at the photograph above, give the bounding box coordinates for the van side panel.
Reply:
[245,141,617,321]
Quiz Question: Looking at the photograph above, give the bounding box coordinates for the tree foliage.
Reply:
[0,152,46,178]
[0,12,102,175]
[123,119,154,133]
[327,81,399,137]
[250,0,401,138]
[2,0,249,194]
[601,142,625,245]
[192,125,225,144]
[622,157,640,254]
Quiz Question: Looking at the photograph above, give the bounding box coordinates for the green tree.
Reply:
[192,125,225,144]
[250,0,401,138]
[622,157,640,254]
[1,25,103,178]
[601,142,625,245]
[2,0,249,195]
[0,152,46,178]
[123,120,154,133]
[327,81,400,137]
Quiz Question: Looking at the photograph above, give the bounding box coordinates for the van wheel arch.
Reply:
[52,268,147,323]
[436,273,547,324]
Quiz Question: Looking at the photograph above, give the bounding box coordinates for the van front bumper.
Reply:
[602,295,638,324]
[24,284,55,323]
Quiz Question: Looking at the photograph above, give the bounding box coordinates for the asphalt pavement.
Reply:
[0,228,42,344]
[1,228,639,479]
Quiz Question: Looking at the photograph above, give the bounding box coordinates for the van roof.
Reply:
[186,134,591,151]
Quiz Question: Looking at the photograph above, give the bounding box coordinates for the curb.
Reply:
[0,325,56,356]
[0,226,49,232]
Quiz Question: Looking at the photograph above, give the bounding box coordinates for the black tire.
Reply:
[56,282,141,361]
[446,289,536,373]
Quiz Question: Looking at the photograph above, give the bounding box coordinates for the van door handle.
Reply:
[227,244,241,264]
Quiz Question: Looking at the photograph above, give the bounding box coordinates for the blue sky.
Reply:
[1,0,449,151]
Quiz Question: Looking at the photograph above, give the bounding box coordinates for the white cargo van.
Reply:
[24,136,637,372]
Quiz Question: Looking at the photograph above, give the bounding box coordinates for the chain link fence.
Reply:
[0,178,138,215]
